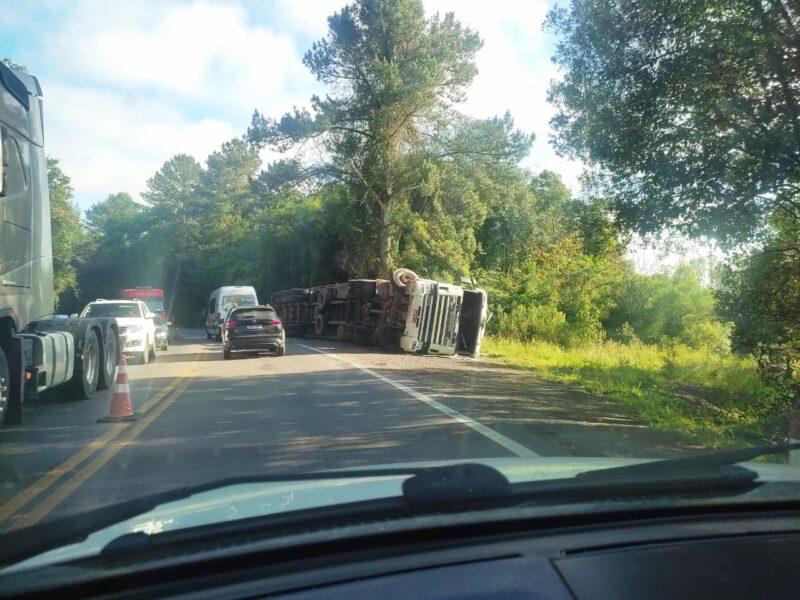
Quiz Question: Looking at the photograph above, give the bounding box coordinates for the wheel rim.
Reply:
[84,339,98,389]
[105,333,117,382]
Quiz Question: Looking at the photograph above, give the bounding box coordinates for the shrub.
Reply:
[494,304,566,344]
[681,320,732,355]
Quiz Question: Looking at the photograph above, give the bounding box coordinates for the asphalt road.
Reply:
[0,329,686,531]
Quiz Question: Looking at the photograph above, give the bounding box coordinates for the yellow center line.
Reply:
[0,357,198,525]
[7,371,197,531]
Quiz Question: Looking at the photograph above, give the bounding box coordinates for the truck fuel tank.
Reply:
[18,331,74,392]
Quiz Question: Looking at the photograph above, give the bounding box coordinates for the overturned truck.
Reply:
[271,268,488,356]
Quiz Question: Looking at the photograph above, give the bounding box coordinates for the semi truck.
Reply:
[0,62,120,427]
[271,268,488,356]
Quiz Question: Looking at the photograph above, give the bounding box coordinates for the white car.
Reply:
[80,299,158,364]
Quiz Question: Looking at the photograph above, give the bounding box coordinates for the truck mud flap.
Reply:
[6,335,25,425]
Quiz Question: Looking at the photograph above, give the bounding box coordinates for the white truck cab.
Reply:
[400,280,488,357]
[80,300,157,364]
[400,279,463,356]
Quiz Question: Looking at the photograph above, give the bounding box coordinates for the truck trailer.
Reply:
[271,268,488,356]
[0,62,120,427]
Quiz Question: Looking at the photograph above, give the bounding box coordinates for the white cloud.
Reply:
[424,0,584,190]
[13,0,583,207]
[44,82,237,205]
[44,0,316,117]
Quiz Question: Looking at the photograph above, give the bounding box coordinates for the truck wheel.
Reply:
[223,346,231,360]
[276,346,286,357]
[69,329,99,400]
[392,268,419,289]
[98,325,118,390]
[316,290,329,311]
[314,314,326,336]
[0,346,8,427]
[149,338,158,362]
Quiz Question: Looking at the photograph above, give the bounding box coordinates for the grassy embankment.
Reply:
[483,337,790,448]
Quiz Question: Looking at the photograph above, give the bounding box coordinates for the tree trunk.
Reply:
[167,257,182,322]
[375,205,394,277]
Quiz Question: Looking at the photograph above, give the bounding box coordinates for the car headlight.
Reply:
[126,324,143,334]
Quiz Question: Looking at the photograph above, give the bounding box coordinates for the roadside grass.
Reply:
[482,337,790,448]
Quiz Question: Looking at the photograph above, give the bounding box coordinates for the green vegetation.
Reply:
[25,0,799,446]
[547,0,800,385]
[483,338,788,447]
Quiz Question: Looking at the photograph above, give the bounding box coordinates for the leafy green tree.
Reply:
[248,0,531,275]
[606,263,721,346]
[77,193,144,303]
[717,209,800,377]
[198,139,263,293]
[47,158,83,307]
[141,154,204,321]
[547,0,800,244]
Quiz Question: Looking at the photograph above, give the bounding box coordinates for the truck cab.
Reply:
[0,62,119,426]
[400,280,488,357]
[400,279,463,356]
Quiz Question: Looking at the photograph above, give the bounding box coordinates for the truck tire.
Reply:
[316,290,329,311]
[223,346,231,360]
[98,324,118,390]
[276,345,286,357]
[149,337,158,362]
[392,268,419,289]
[314,314,326,336]
[69,329,99,400]
[0,346,8,427]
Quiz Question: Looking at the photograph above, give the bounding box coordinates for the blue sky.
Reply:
[1,0,581,212]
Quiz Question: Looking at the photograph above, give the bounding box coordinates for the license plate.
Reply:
[246,325,263,330]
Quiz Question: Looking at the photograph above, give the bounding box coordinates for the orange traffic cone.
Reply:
[97,355,138,422]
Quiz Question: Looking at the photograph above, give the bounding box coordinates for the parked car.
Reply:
[80,300,158,364]
[205,286,258,341]
[222,305,286,359]
[153,314,170,351]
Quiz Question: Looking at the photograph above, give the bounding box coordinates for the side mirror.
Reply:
[145,312,156,319]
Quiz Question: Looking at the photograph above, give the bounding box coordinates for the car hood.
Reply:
[5,456,798,572]
[114,317,145,328]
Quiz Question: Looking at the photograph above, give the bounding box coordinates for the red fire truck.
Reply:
[119,288,167,319]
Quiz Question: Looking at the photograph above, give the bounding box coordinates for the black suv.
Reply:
[222,305,286,359]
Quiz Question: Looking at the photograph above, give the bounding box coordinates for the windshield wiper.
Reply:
[508,442,800,503]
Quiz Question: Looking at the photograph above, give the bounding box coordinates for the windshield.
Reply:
[2,0,799,576]
[142,298,164,313]
[82,303,140,318]
[221,294,256,312]
[231,308,278,322]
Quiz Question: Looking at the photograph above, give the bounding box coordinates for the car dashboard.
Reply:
[3,502,800,599]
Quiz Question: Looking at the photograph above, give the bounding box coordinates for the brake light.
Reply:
[225,321,235,329]
[266,319,282,326]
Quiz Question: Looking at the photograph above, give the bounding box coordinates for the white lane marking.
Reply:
[298,343,540,458]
